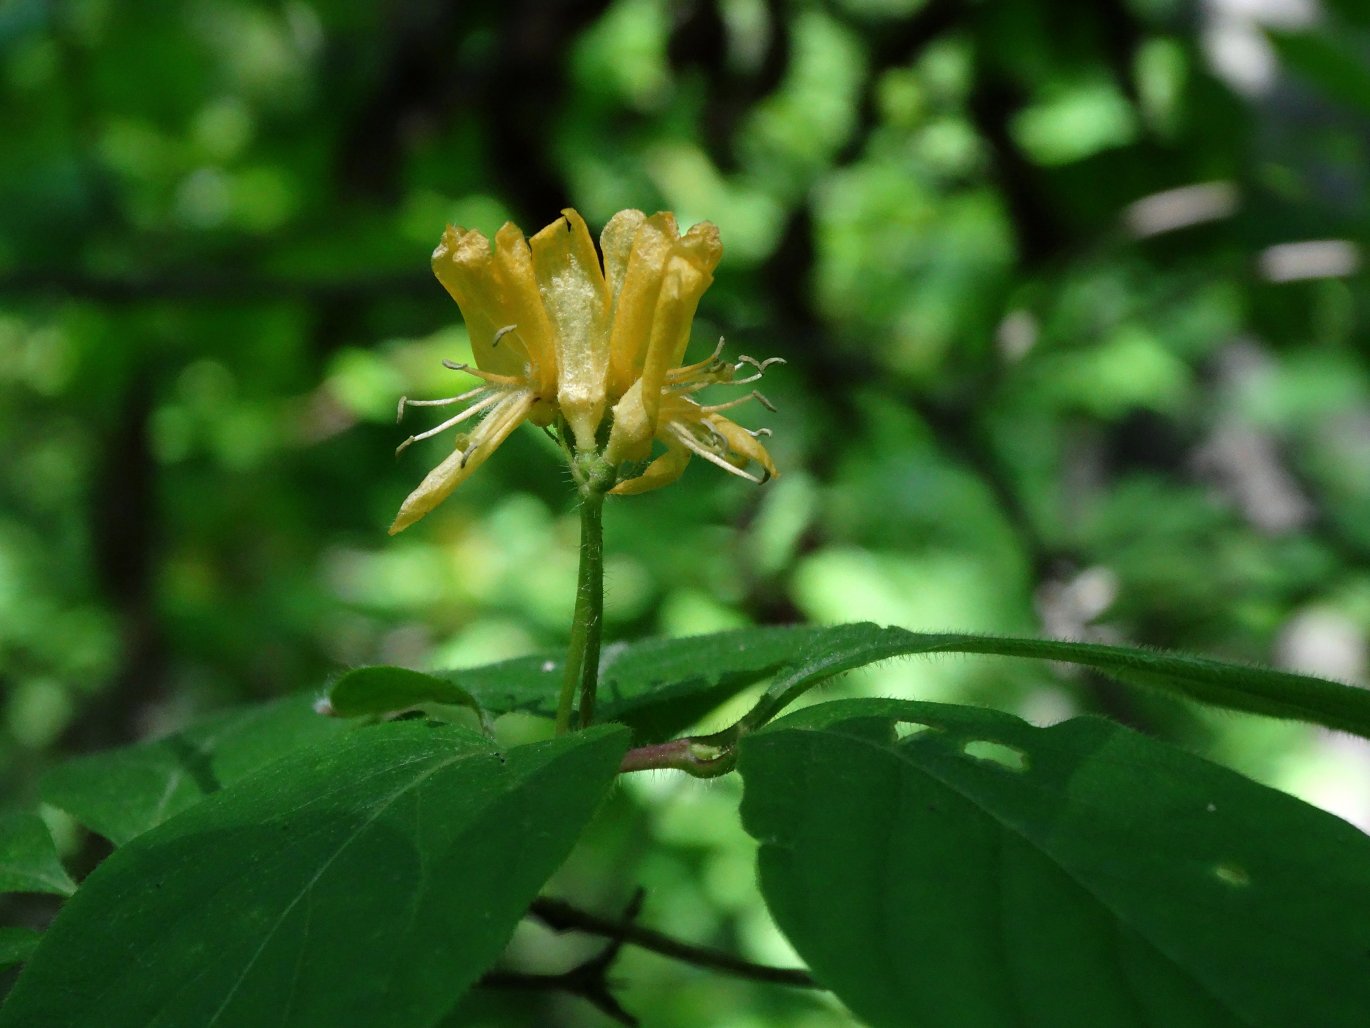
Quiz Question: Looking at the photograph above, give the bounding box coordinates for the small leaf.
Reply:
[0,928,41,972]
[3,722,628,1028]
[41,694,350,845]
[0,813,74,897]
[326,666,493,733]
[739,698,1370,1027]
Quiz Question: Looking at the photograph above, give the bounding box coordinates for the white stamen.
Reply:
[441,360,522,386]
[666,338,729,381]
[397,386,490,422]
[701,389,772,415]
[670,424,764,482]
[736,355,785,372]
[395,390,505,455]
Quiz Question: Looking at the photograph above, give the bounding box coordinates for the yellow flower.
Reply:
[390,208,779,533]
[597,210,780,495]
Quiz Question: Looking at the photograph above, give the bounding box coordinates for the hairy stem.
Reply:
[556,456,611,734]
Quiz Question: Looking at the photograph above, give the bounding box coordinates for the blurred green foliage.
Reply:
[3,0,1370,1022]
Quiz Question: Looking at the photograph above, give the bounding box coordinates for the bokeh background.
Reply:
[4,0,1370,1023]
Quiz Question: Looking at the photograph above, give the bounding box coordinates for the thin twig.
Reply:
[530,893,820,989]
[479,963,636,1026]
[478,891,643,1023]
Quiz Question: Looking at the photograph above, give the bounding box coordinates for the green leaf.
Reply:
[3,721,628,1028]
[736,623,1370,741]
[326,665,493,733]
[0,928,41,972]
[1268,29,1370,115]
[41,694,350,846]
[441,625,830,740]
[389,622,1370,751]
[738,698,1370,1027]
[0,813,74,897]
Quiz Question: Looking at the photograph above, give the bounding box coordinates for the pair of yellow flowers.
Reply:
[390,209,780,534]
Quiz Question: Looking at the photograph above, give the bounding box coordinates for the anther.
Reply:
[752,390,777,413]
[731,356,785,386]
[737,355,786,372]
[439,360,522,386]
[491,324,518,349]
[396,396,408,424]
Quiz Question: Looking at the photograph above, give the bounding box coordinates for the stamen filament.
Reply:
[397,386,491,422]
[701,389,771,415]
[441,360,522,386]
[665,338,728,382]
[667,376,732,396]
[669,423,764,483]
[395,389,505,455]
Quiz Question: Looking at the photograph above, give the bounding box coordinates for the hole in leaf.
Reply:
[1213,862,1250,887]
[894,720,936,740]
[961,739,1029,772]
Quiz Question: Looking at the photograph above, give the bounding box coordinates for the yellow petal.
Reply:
[431,223,559,399]
[431,225,522,379]
[491,223,559,398]
[609,442,692,495]
[605,212,678,399]
[638,254,710,420]
[704,414,778,481]
[678,220,723,281]
[388,391,535,534]
[530,209,611,451]
[603,253,712,465]
[603,378,654,466]
[600,209,646,307]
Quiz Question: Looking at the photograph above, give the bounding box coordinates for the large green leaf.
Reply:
[2,721,628,1028]
[440,625,829,740]
[0,813,74,897]
[0,929,41,973]
[734,622,1370,741]
[738,698,1370,1027]
[41,694,351,846]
